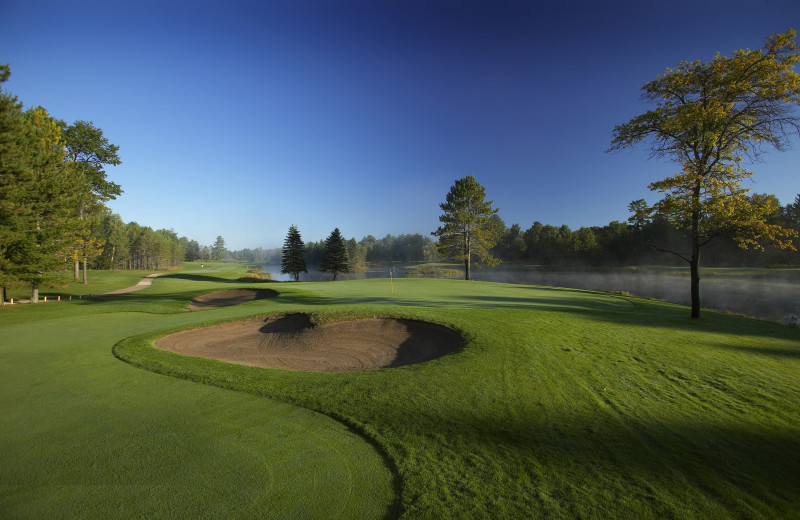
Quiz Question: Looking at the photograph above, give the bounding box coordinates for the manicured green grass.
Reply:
[3,265,800,518]
[0,265,395,519]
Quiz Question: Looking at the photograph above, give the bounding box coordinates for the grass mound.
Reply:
[238,266,273,282]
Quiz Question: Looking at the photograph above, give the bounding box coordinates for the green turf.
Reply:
[0,264,396,519]
[3,264,800,518]
[4,268,167,300]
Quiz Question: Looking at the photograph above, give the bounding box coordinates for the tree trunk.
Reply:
[689,254,701,319]
[464,232,471,280]
[74,259,79,280]
[690,186,702,319]
[31,285,39,304]
[82,258,88,284]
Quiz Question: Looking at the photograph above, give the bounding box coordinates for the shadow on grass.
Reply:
[160,273,244,284]
[417,405,800,516]
[76,291,204,313]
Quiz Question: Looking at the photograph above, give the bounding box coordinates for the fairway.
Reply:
[3,263,800,518]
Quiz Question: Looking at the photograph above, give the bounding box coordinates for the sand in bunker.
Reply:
[186,288,278,310]
[156,314,463,372]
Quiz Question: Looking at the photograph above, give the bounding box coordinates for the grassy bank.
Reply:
[3,264,799,518]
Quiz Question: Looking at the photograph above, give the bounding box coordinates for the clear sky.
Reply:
[3,0,799,250]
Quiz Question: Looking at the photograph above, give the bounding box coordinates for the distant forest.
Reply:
[223,194,800,270]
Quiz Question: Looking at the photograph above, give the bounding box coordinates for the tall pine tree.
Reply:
[321,228,350,281]
[0,64,26,302]
[432,175,503,280]
[280,225,307,282]
[5,106,82,301]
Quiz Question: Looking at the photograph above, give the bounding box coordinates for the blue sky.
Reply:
[3,0,799,250]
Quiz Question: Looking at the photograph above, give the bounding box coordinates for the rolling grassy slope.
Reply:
[4,264,800,518]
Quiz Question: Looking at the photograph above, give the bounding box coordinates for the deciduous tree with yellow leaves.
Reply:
[609,29,800,318]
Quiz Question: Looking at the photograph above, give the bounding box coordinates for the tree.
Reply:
[609,29,799,318]
[432,175,503,280]
[347,238,366,272]
[184,239,201,262]
[61,120,121,283]
[96,212,128,269]
[496,223,526,261]
[280,225,307,282]
[320,228,350,281]
[4,106,82,301]
[0,64,24,302]
[211,235,226,261]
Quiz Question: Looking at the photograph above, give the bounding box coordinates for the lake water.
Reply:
[263,264,800,325]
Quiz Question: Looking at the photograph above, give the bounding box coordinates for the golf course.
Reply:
[2,262,799,519]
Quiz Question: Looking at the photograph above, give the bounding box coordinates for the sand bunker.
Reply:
[156,314,463,372]
[186,288,278,310]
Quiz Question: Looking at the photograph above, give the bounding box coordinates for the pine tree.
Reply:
[280,225,307,282]
[211,236,226,261]
[4,106,82,301]
[432,175,503,280]
[320,228,350,281]
[0,64,26,302]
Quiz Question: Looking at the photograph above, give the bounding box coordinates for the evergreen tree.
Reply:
[320,228,350,281]
[0,64,25,302]
[5,106,82,301]
[211,235,226,261]
[280,225,307,282]
[432,175,503,280]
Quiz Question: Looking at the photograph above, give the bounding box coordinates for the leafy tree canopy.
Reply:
[609,29,800,318]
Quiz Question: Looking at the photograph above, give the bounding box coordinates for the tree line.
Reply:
[0,64,212,301]
[0,64,127,301]
[489,194,800,268]
[264,190,800,284]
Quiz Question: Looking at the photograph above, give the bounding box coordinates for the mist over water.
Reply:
[264,264,800,325]
[472,269,800,325]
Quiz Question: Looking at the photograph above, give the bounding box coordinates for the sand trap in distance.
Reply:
[186,288,278,310]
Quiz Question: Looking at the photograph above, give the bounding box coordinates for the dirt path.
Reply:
[156,314,463,372]
[94,272,168,296]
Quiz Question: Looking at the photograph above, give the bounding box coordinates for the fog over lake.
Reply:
[264,264,800,325]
